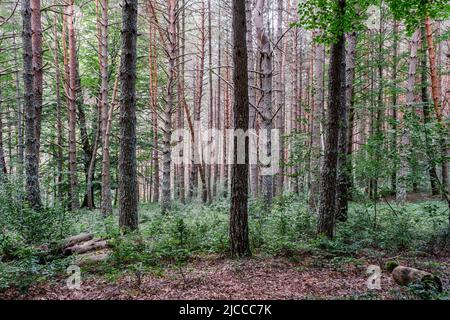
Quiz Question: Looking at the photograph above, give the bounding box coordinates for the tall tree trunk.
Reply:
[290,0,301,194]
[246,0,258,198]
[222,27,231,198]
[53,13,64,204]
[255,0,273,206]
[390,22,398,195]
[119,0,139,230]
[67,0,80,210]
[317,0,346,239]
[309,32,325,211]
[31,0,42,154]
[214,3,222,198]
[192,0,208,204]
[425,16,448,194]
[0,89,8,177]
[87,110,101,209]
[99,0,113,215]
[76,63,93,209]
[22,0,42,209]
[230,0,251,258]
[13,32,24,174]
[207,0,213,204]
[176,0,186,204]
[161,0,177,213]
[397,29,420,204]
[421,25,440,196]
[147,10,160,203]
[336,31,356,222]
[274,0,285,197]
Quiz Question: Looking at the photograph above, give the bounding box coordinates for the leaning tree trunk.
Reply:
[229,0,251,258]
[317,0,346,239]
[22,0,42,209]
[397,29,420,204]
[118,0,139,231]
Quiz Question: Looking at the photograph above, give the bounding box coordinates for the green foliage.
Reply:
[406,278,447,300]
[0,177,75,292]
[296,0,376,43]
[0,178,72,245]
[386,0,450,35]
[106,197,448,265]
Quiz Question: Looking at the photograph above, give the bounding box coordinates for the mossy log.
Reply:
[392,266,442,292]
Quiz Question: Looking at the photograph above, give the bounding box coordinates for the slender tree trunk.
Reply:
[397,29,420,204]
[246,0,258,198]
[336,31,356,222]
[76,63,93,208]
[176,0,186,204]
[255,0,273,206]
[98,0,113,215]
[391,22,398,195]
[52,13,64,204]
[119,0,139,230]
[207,0,213,204]
[13,32,24,174]
[22,0,42,209]
[67,0,80,210]
[193,0,209,204]
[147,12,160,203]
[31,0,42,154]
[274,0,284,197]
[317,0,346,239]
[421,25,440,196]
[291,19,300,194]
[87,110,101,209]
[425,16,448,194]
[309,32,325,211]
[161,0,177,213]
[230,0,251,258]
[0,89,8,177]
[214,3,222,198]
[222,27,231,198]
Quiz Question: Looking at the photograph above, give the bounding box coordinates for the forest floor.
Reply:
[1,197,449,300]
[2,253,449,300]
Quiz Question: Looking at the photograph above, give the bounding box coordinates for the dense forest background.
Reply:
[0,0,449,300]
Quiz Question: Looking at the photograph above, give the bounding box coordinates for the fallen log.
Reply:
[392,266,442,292]
[64,239,108,255]
[75,250,110,266]
[63,233,94,249]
